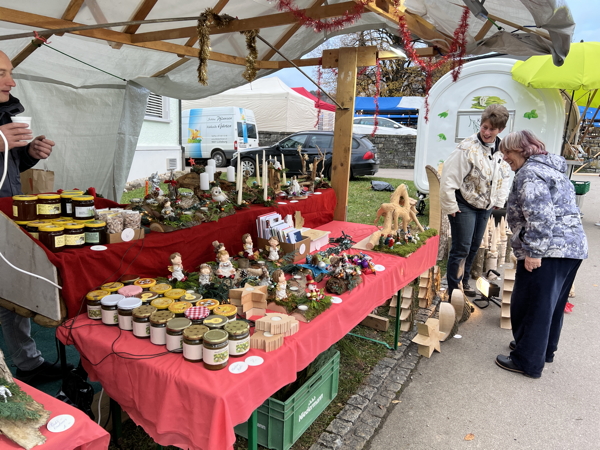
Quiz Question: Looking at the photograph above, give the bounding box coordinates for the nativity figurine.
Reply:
[242,233,256,260]
[272,269,288,301]
[266,236,281,262]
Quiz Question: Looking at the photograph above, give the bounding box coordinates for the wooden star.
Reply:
[411,318,441,358]
[255,313,298,335]
[229,283,267,308]
[250,330,284,352]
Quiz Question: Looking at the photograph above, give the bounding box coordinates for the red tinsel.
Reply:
[397,6,470,121]
[277,0,369,32]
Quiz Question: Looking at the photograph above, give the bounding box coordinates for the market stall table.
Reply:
[0,380,110,450]
[56,221,438,450]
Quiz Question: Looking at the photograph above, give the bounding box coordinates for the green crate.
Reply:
[571,180,590,195]
[235,351,340,450]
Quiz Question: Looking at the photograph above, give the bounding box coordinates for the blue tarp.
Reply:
[354,97,418,114]
[579,106,600,122]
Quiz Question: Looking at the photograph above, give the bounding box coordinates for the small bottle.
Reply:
[117,297,142,331]
[101,294,125,326]
[165,317,192,352]
[132,305,157,339]
[183,325,209,362]
[86,289,110,320]
[203,329,229,370]
[149,310,175,345]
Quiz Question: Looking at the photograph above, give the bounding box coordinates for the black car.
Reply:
[231,131,379,180]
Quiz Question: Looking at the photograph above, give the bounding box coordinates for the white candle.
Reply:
[200,172,209,190]
[207,159,216,168]
[206,166,215,182]
[262,150,268,201]
[255,154,261,186]
[281,155,287,185]
[237,152,243,204]
[227,166,235,182]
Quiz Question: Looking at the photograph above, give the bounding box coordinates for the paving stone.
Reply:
[337,405,362,422]
[347,394,369,409]
[380,357,397,368]
[367,402,387,418]
[366,374,385,388]
[315,432,343,449]
[354,423,377,439]
[360,414,382,428]
[389,367,411,384]
[382,379,403,393]
[370,364,392,379]
[326,418,352,436]
[355,385,377,401]
[373,394,392,409]
[342,435,367,450]
[379,389,397,399]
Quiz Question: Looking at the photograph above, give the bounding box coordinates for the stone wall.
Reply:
[258,131,417,169]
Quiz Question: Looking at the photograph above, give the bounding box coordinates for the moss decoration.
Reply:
[373,228,438,257]
[0,379,41,422]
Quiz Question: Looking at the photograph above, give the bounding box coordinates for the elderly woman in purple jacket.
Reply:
[496,130,588,378]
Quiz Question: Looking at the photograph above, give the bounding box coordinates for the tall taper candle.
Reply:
[237,154,243,204]
[255,154,261,186]
[263,150,268,201]
[281,155,287,185]
[205,166,215,183]
[227,166,235,182]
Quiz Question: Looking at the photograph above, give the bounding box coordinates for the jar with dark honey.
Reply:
[63,222,85,249]
[203,329,229,370]
[26,221,51,240]
[36,194,61,220]
[183,325,209,362]
[38,224,65,253]
[15,220,30,229]
[149,310,175,345]
[101,282,124,293]
[139,292,158,305]
[60,191,83,217]
[12,195,37,221]
[224,321,250,357]
[72,195,95,220]
[132,305,157,339]
[119,274,140,285]
[84,220,107,245]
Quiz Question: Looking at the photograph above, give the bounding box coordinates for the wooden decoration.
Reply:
[425,165,450,261]
[438,302,458,341]
[501,267,516,329]
[284,321,300,337]
[255,313,298,335]
[412,318,441,358]
[250,330,284,352]
[360,314,389,332]
[294,211,305,229]
[229,284,268,316]
[450,289,471,323]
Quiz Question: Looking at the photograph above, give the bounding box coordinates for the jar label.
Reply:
[183,343,203,361]
[118,314,133,331]
[229,335,250,356]
[101,309,118,325]
[85,231,100,244]
[30,232,39,240]
[37,204,61,215]
[203,346,229,366]
[87,305,101,320]
[54,235,65,248]
[166,334,183,352]
[150,326,167,345]
[75,205,95,218]
[12,205,18,217]
[133,321,150,338]
[66,233,85,246]
[66,203,72,214]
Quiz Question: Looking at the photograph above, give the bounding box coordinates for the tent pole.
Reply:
[561,90,575,155]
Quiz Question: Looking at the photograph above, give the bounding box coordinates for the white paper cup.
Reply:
[11,116,32,142]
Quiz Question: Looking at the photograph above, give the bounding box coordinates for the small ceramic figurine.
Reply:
[0,385,12,402]
[198,263,212,285]
[161,200,174,218]
[289,177,302,197]
[168,252,187,282]
[266,236,280,262]
[305,274,318,299]
[242,233,256,260]
[216,250,236,279]
[211,186,228,203]
[212,240,226,261]
[258,264,271,286]
[272,269,288,301]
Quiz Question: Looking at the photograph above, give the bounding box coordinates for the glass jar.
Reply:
[213,304,238,322]
[101,282,124,293]
[12,195,38,221]
[197,298,220,311]
[203,329,229,370]
[151,297,173,310]
[164,288,187,301]
[36,194,61,220]
[166,317,192,352]
[117,297,142,331]
[25,221,51,240]
[100,294,124,326]
[119,274,139,285]
[38,224,65,253]
[84,220,107,245]
[86,289,110,320]
[60,191,84,218]
[139,292,158,305]
[134,278,157,290]
[202,315,228,330]
[184,306,210,325]
[63,222,85,249]
[51,218,72,226]
[224,321,250,357]
[168,301,193,317]
[15,220,30,229]
[149,283,172,297]
[182,325,209,362]
[181,292,202,305]
[72,195,95,220]
[118,285,143,298]
[132,305,157,339]
[149,311,175,346]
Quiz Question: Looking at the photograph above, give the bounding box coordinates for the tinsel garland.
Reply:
[397,6,470,121]
[277,0,370,32]
[197,9,235,85]
[314,58,323,129]
[371,58,382,137]
[241,29,259,82]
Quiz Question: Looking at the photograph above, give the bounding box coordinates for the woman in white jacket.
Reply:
[440,104,512,298]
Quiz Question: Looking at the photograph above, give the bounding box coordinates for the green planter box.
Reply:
[571,180,590,195]
[235,351,340,450]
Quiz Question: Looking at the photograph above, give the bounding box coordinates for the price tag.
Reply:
[47,414,75,433]
[245,356,264,366]
[374,264,386,271]
[330,297,343,304]
[229,361,249,374]
[90,245,107,251]
[121,228,135,242]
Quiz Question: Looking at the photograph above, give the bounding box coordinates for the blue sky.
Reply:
[267,0,598,91]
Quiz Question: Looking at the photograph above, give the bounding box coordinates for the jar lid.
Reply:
[166,317,192,331]
[118,297,142,310]
[139,292,159,302]
[101,282,124,292]
[224,321,249,335]
[181,292,202,303]
[134,278,156,288]
[101,293,125,306]
[38,194,60,200]
[168,301,193,314]
[119,273,139,284]
[213,304,237,317]
[203,329,228,344]
[132,305,157,318]
[118,285,143,297]
[183,325,209,340]
[203,315,228,328]
[14,220,30,225]
[27,221,51,229]
[73,195,94,201]
[150,310,175,324]
[86,289,110,301]
[53,218,73,225]
[84,220,106,228]
[197,298,220,309]
[184,306,210,320]
[63,222,84,230]
[151,297,174,310]
[149,283,172,295]
[12,195,37,201]
[164,288,187,299]
[61,191,84,198]
[39,225,64,232]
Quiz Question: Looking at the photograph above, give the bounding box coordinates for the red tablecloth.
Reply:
[0,380,110,450]
[56,221,438,450]
[0,190,336,318]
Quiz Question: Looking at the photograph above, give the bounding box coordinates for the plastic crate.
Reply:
[235,351,340,450]
[571,180,590,195]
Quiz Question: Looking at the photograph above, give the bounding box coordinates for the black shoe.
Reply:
[16,360,75,384]
[509,341,554,363]
[462,282,476,297]
[495,355,541,378]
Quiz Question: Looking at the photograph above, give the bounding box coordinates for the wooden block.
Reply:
[504,269,516,281]
[402,286,413,298]
[419,277,429,288]
[250,330,284,352]
[418,287,427,298]
[388,306,397,317]
[401,297,412,309]
[501,303,511,318]
[244,307,266,319]
[255,313,297,335]
[283,321,300,337]
[400,309,412,321]
[503,280,515,291]
[266,302,288,315]
[419,298,427,308]
[420,269,430,279]
[412,318,441,358]
[502,291,512,304]
[400,320,413,332]
[389,294,398,308]
[360,314,389,332]
[500,317,512,329]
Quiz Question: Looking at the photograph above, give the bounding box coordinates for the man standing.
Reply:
[0,50,71,383]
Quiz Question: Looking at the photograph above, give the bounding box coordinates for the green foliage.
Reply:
[438,111,449,118]
[0,379,41,422]
[524,110,539,119]
[374,228,438,257]
[470,95,506,110]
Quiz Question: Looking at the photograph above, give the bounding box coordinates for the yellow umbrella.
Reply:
[511,42,600,107]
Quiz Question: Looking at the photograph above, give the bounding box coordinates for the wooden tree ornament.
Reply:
[412,318,441,358]
[450,289,472,323]
[250,330,284,352]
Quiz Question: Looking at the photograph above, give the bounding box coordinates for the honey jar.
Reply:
[149,283,172,297]
[182,325,209,362]
[164,288,187,301]
[12,195,37,221]
[36,194,61,220]
[25,221,51,239]
[166,317,192,352]
[203,329,229,370]
[224,321,250,357]
[132,305,157,339]
[86,289,110,320]
[72,195,95,221]
[38,224,65,253]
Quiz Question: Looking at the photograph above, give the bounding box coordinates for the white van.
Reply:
[181,107,259,167]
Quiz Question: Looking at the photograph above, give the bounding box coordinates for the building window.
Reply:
[145,93,171,122]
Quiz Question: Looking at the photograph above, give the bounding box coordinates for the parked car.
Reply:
[231,131,379,180]
[353,116,417,136]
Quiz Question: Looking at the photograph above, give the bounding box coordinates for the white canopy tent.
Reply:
[0,1,574,200]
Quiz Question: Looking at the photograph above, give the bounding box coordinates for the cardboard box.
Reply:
[106,228,144,244]
[257,235,311,263]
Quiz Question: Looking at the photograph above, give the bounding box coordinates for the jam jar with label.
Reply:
[60,191,83,217]
[168,301,193,317]
[26,221,51,239]
[213,304,238,322]
[203,329,229,370]
[151,297,173,311]
[86,289,110,320]
[12,195,37,221]
[149,311,175,345]
[84,220,107,245]
[182,325,209,362]
[100,294,124,326]
[36,194,61,220]
[72,195,95,220]
[224,321,250,357]
[132,305,157,339]
[63,222,86,249]
[134,278,157,291]
[118,285,143,298]
[165,317,192,352]
[203,315,228,330]
[38,224,65,253]
[117,297,142,331]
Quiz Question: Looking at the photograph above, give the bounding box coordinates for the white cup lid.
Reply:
[118,297,143,310]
